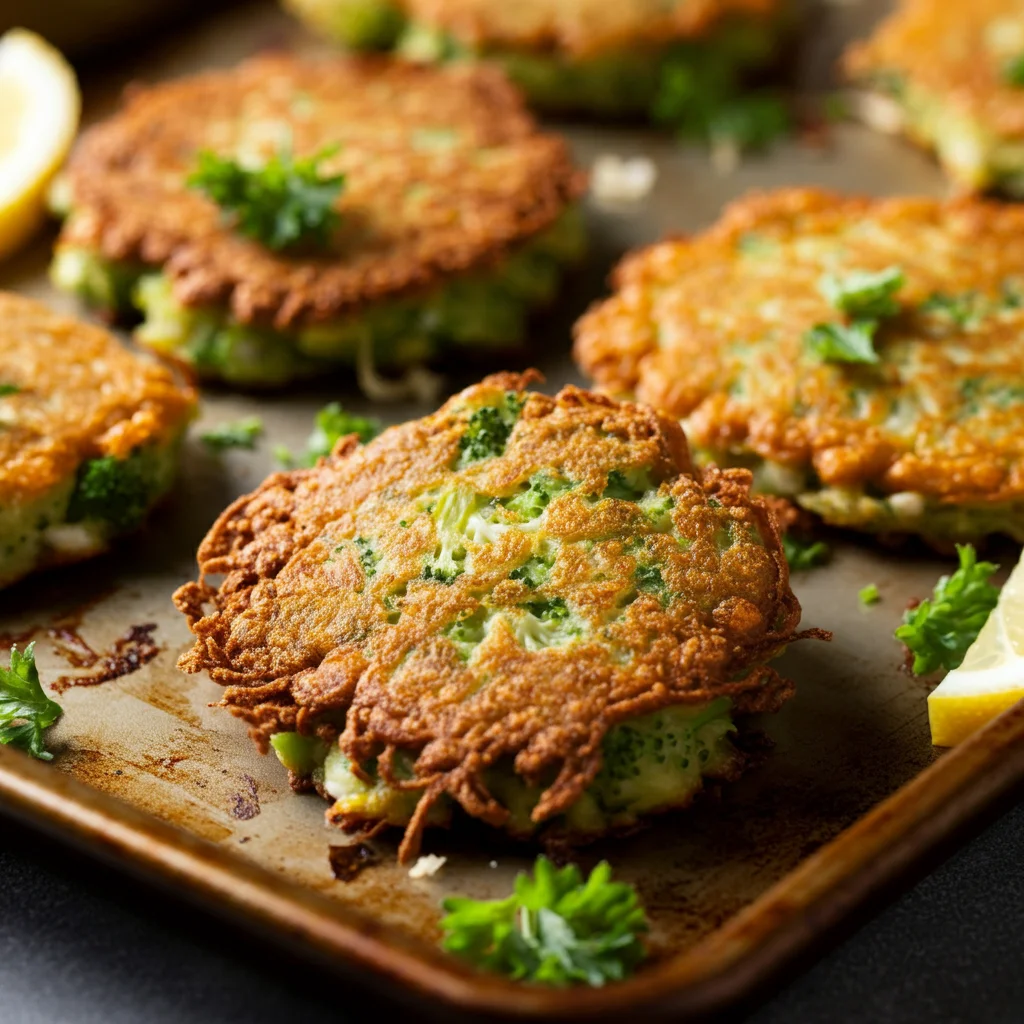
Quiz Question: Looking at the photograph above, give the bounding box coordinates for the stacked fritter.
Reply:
[845,0,1024,194]
[0,292,195,588]
[285,0,787,116]
[51,55,585,387]
[575,188,1024,543]
[175,374,815,860]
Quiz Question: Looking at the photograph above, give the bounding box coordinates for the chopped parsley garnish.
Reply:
[895,544,1000,675]
[859,583,881,606]
[804,320,880,364]
[0,384,20,397]
[0,644,62,761]
[200,417,264,452]
[807,265,906,364]
[440,855,648,987]
[187,145,344,251]
[277,402,381,468]
[782,534,832,571]
[457,392,525,467]
[1003,54,1024,87]
[819,266,905,319]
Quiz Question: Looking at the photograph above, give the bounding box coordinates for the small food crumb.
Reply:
[489,860,498,869]
[591,155,657,202]
[408,853,447,879]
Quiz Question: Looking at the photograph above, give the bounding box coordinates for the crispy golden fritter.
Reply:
[59,55,584,330]
[395,0,781,57]
[175,372,806,858]
[845,0,1024,140]
[0,292,195,506]
[574,189,1024,516]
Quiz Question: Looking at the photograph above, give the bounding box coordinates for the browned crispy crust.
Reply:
[59,55,585,329]
[175,372,809,860]
[0,292,196,505]
[844,0,1024,139]
[396,0,783,57]
[574,188,1024,505]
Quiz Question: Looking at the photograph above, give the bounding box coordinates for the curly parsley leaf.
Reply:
[782,534,832,571]
[440,856,648,987]
[820,266,905,319]
[895,545,1000,675]
[804,319,880,364]
[0,644,62,761]
[187,145,344,251]
[276,402,381,468]
[200,417,264,452]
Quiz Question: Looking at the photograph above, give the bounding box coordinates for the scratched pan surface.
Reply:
[2,1,1024,1019]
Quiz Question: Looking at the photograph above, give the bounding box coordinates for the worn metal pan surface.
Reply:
[1,2,1022,1019]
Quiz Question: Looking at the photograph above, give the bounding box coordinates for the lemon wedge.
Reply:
[928,552,1024,746]
[0,28,80,261]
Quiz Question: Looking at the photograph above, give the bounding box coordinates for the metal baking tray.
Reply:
[2,2,1023,1019]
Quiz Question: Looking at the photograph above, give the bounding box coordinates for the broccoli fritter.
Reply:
[575,189,1024,543]
[0,292,195,588]
[845,0,1024,195]
[175,372,815,860]
[284,0,787,127]
[52,55,585,388]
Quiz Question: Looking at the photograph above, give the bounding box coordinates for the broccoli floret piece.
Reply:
[634,564,670,605]
[67,449,157,532]
[423,486,485,583]
[270,732,330,777]
[512,597,582,651]
[638,492,674,532]
[456,391,525,468]
[503,471,574,521]
[523,597,570,621]
[591,699,735,816]
[510,547,556,589]
[444,607,493,661]
[602,467,657,501]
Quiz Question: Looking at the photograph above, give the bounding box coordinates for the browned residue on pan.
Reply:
[230,774,261,821]
[329,843,380,882]
[50,623,161,694]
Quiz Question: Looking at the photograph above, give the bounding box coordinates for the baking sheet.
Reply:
[1,0,1022,1017]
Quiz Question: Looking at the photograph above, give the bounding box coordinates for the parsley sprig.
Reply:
[441,856,648,987]
[805,265,905,365]
[895,545,1000,675]
[0,644,62,761]
[188,145,344,251]
[275,402,381,468]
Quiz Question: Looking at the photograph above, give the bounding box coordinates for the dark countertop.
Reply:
[1,799,1022,1024]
